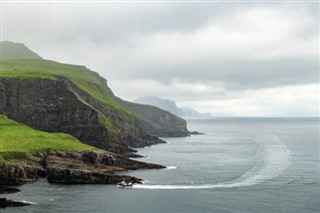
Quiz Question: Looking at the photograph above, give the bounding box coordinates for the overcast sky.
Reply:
[1,1,319,116]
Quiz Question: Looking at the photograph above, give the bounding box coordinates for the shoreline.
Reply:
[0,187,31,208]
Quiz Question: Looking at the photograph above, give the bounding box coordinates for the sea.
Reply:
[3,117,320,213]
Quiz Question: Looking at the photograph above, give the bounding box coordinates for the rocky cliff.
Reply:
[0,77,164,156]
[0,150,164,185]
[121,100,190,137]
[0,41,190,187]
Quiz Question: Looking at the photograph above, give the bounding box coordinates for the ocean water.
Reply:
[4,118,320,213]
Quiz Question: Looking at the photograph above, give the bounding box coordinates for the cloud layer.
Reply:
[2,2,319,116]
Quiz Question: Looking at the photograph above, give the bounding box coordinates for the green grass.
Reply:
[72,79,137,123]
[0,59,139,129]
[0,115,96,161]
[0,59,103,85]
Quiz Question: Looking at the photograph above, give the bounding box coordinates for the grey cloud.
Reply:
[122,58,318,90]
[2,1,319,116]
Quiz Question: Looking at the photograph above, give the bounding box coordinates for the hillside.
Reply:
[0,41,186,185]
[121,99,189,137]
[135,96,183,116]
[134,96,207,117]
[0,115,96,159]
[0,41,41,60]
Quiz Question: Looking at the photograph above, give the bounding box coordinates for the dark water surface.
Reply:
[4,118,320,213]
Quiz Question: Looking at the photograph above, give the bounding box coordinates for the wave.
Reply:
[166,166,178,170]
[20,200,37,204]
[133,134,290,190]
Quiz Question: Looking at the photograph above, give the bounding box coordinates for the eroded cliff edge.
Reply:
[0,42,191,186]
[0,66,189,185]
[0,150,164,186]
[0,77,162,156]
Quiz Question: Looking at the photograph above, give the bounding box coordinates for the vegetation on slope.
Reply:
[0,59,138,129]
[0,115,96,161]
[0,41,42,60]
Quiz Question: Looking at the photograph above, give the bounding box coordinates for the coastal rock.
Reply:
[0,186,20,194]
[0,198,30,208]
[0,150,164,185]
[0,78,133,155]
[0,77,174,156]
[0,163,43,185]
[120,99,190,137]
[46,150,164,184]
[189,131,204,135]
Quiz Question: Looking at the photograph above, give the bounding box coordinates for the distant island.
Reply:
[134,96,210,118]
[0,41,193,207]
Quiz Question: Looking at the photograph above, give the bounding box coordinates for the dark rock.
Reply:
[0,186,20,194]
[45,150,164,184]
[0,163,43,185]
[0,63,189,187]
[120,99,190,137]
[0,150,164,185]
[0,197,30,208]
[189,131,204,135]
[0,77,176,156]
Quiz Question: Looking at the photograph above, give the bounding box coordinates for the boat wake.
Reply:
[166,166,178,170]
[133,134,290,190]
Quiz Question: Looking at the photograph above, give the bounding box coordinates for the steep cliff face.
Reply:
[65,79,165,147]
[0,76,169,154]
[0,42,191,186]
[121,100,190,137]
[0,78,133,155]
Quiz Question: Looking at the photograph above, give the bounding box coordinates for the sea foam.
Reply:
[133,134,290,190]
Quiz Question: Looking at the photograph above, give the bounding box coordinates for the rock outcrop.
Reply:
[0,78,162,156]
[0,186,20,194]
[121,100,190,137]
[0,198,31,208]
[0,42,192,190]
[0,150,164,186]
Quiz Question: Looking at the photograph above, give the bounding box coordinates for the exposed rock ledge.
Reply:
[0,150,164,185]
[0,198,30,208]
[0,186,20,194]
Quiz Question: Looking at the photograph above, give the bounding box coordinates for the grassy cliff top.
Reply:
[0,115,96,161]
[0,59,104,86]
[0,59,136,126]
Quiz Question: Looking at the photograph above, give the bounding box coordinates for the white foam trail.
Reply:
[166,166,178,170]
[133,134,290,190]
[20,200,37,204]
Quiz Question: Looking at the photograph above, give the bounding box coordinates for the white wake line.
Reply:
[133,134,291,190]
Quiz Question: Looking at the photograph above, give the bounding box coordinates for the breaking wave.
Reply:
[133,134,290,190]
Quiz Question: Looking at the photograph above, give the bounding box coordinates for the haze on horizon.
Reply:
[1,1,319,117]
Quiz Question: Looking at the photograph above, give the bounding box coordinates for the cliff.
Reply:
[0,41,190,186]
[0,150,164,185]
[121,100,190,137]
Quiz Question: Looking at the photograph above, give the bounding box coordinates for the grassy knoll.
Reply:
[0,115,96,161]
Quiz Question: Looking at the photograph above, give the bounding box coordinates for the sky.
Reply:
[1,0,319,116]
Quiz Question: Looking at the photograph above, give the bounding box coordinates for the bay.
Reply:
[4,117,319,213]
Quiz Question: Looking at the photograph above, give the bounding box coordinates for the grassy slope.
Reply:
[0,41,42,60]
[0,59,137,130]
[0,115,96,161]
